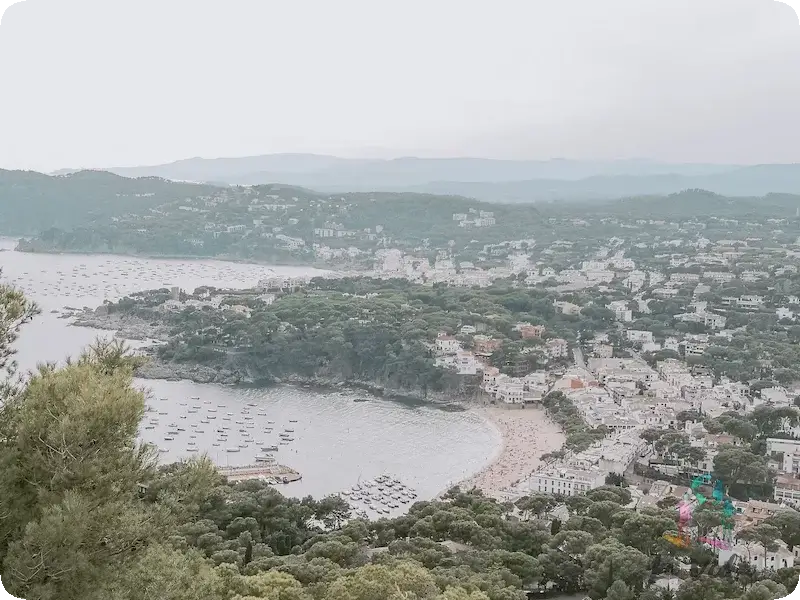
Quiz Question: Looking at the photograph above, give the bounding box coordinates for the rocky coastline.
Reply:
[68,310,474,406]
[69,311,169,341]
[133,354,471,406]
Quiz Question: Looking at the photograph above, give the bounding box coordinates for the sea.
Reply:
[0,239,500,509]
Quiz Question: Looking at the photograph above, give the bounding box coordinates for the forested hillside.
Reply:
[0,169,216,235]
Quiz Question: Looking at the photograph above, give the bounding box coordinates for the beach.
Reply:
[454,405,565,498]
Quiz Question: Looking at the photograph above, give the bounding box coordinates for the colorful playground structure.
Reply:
[662,474,736,551]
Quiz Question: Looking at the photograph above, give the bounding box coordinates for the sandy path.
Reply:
[454,405,565,498]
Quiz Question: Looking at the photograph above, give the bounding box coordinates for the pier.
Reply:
[218,463,302,484]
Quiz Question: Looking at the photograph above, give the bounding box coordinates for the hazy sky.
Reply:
[1,0,799,171]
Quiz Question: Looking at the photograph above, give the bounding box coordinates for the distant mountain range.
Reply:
[50,155,800,202]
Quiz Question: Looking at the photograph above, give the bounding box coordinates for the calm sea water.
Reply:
[0,239,500,502]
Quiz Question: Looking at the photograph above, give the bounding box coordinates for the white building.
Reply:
[496,379,525,404]
[683,338,709,357]
[623,270,647,292]
[737,295,765,311]
[703,271,736,283]
[719,540,794,571]
[554,300,582,316]
[435,333,461,355]
[741,270,769,283]
[774,475,800,506]
[670,272,701,283]
[530,467,605,496]
[627,330,655,344]
[546,338,569,359]
[275,234,306,249]
[767,438,800,474]
[608,300,633,323]
[455,351,483,375]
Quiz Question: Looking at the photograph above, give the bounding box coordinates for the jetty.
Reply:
[218,463,302,484]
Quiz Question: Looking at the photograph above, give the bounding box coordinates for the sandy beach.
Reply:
[455,405,565,498]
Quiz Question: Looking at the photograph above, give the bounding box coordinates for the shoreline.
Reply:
[448,404,565,500]
[10,242,350,271]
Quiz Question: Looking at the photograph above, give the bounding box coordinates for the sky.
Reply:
[0,0,799,172]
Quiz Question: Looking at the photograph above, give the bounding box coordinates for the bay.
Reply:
[0,239,500,505]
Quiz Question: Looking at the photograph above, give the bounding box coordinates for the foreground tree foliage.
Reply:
[0,284,796,600]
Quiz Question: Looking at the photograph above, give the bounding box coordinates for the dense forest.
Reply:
[102,278,622,395]
[1,279,798,600]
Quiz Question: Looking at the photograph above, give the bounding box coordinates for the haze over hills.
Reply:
[50,155,800,202]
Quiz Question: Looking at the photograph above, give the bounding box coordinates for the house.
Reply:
[737,295,765,311]
[275,234,306,250]
[702,312,727,330]
[257,294,276,306]
[664,337,680,352]
[595,344,614,358]
[719,540,795,571]
[627,330,655,344]
[767,438,800,474]
[683,339,708,357]
[703,271,736,283]
[739,500,792,527]
[455,351,483,375]
[529,467,606,496]
[670,272,701,283]
[496,379,525,405]
[518,324,545,339]
[608,300,633,323]
[554,301,582,316]
[474,336,503,355]
[435,333,460,355]
[546,338,569,359]
[483,367,501,387]
[774,474,800,506]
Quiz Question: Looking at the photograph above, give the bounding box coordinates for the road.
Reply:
[573,346,586,370]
